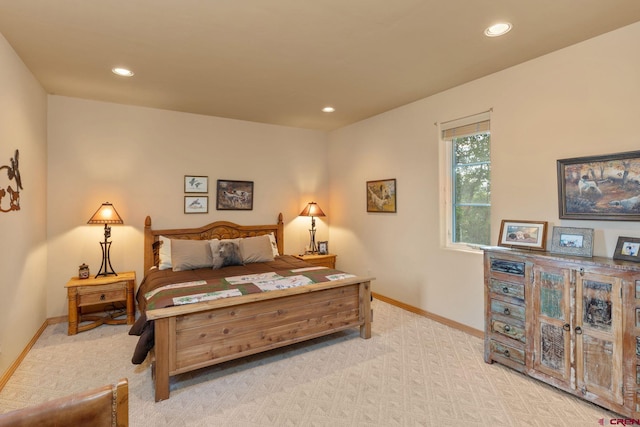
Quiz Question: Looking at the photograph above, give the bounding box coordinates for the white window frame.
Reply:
[438,111,491,252]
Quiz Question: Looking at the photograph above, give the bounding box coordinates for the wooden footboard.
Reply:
[147,277,372,401]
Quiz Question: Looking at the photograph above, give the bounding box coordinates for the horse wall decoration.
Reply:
[0,149,23,213]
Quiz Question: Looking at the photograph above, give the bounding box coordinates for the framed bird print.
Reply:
[185,175,208,193]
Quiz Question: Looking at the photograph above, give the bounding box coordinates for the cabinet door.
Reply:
[532,264,572,386]
[575,272,623,405]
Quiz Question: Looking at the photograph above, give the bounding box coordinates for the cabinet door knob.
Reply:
[504,308,511,315]
[504,349,511,358]
[502,287,509,293]
[563,323,570,331]
[575,326,583,335]
[503,324,511,332]
[100,294,106,301]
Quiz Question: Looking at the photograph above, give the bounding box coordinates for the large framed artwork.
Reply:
[216,180,254,210]
[557,150,640,220]
[498,219,548,251]
[366,179,396,213]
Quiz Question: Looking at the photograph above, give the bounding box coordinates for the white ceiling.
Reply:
[1,1,640,131]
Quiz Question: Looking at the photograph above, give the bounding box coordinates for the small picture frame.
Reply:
[613,236,640,262]
[184,175,208,193]
[184,196,208,214]
[498,220,548,251]
[318,241,328,255]
[366,179,396,213]
[549,226,594,257]
[216,180,254,210]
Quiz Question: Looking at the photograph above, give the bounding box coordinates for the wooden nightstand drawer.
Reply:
[77,282,127,306]
[65,271,136,335]
[295,254,336,269]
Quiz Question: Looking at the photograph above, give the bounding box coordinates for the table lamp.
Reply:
[87,202,123,277]
[299,202,325,254]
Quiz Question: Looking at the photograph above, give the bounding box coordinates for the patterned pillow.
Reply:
[209,239,243,269]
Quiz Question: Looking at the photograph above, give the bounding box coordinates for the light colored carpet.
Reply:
[0,300,619,426]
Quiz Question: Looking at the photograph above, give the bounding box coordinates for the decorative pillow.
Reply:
[171,239,213,271]
[268,233,280,257]
[158,236,172,270]
[240,235,275,263]
[209,239,244,269]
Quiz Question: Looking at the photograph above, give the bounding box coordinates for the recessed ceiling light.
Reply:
[484,22,512,37]
[111,67,134,77]
[322,106,335,113]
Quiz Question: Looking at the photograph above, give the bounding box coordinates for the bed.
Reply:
[133,213,373,401]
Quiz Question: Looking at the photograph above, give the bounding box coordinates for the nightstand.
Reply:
[295,253,337,269]
[65,271,136,335]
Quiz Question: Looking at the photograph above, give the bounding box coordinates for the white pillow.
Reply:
[268,233,280,257]
[158,236,172,270]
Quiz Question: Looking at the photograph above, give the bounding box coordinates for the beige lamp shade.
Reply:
[87,202,124,225]
[299,202,325,218]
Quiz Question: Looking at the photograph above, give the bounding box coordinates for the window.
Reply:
[441,113,491,247]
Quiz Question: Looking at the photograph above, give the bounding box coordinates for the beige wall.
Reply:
[328,22,640,331]
[46,96,329,317]
[0,34,48,374]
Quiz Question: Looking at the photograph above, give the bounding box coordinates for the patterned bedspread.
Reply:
[136,255,352,312]
[144,266,354,310]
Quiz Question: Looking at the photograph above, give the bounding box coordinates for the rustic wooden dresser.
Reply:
[484,246,640,417]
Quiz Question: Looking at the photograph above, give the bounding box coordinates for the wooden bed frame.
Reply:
[143,213,373,401]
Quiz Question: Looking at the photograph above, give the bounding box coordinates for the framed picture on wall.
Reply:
[184,196,208,214]
[366,179,396,213]
[216,180,254,210]
[557,150,640,220]
[184,175,208,193]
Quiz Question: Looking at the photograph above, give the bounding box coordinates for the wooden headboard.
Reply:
[143,213,284,272]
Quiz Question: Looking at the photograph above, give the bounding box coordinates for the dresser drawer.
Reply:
[490,340,525,365]
[491,319,526,343]
[489,278,524,300]
[490,258,525,276]
[77,282,127,306]
[490,299,525,321]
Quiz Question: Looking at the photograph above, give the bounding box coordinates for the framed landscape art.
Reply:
[557,150,640,220]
